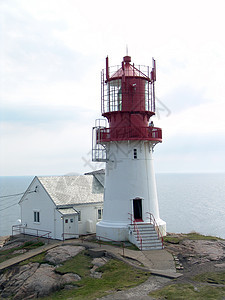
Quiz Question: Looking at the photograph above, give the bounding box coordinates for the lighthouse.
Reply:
[92,55,166,248]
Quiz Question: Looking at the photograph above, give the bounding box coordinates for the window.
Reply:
[133,149,137,159]
[108,79,122,112]
[98,208,103,220]
[34,211,40,223]
[70,218,74,223]
[78,211,81,222]
[65,219,68,223]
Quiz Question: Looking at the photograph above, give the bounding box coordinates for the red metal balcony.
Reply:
[96,126,162,143]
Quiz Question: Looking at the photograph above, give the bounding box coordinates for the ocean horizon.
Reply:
[0,173,225,239]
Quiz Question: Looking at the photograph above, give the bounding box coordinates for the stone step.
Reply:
[133,233,158,239]
[133,234,159,241]
[136,239,162,245]
[142,246,163,250]
[129,223,163,250]
[141,239,161,244]
[129,224,154,229]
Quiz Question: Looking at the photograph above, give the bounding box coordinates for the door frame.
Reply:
[132,197,143,222]
[62,214,78,240]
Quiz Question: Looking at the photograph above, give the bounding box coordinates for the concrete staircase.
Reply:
[128,223,163,250]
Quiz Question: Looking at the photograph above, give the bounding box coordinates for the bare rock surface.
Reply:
[0,263,40,299]
[182,240,225,262]
[14,264,62,300]
[166,239,225,271]
[90,257,109,279]
[0,245,85,300]
[92,257,109,268]
[45,245,85,264]
[0,262,82,299]
[61,273,81,284]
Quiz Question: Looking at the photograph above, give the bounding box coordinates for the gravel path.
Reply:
[98,276,170,300]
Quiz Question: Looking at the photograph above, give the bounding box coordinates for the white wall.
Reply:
[20,177,59,239]
[74,203,103,235]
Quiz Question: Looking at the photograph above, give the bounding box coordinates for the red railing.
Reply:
[96,126,162,143]
[96,235,125,257]
[128,213,143,250]
[146,212,164,249]
[12,224,51,243]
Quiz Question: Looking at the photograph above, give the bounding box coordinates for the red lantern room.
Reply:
[98,56,162,143]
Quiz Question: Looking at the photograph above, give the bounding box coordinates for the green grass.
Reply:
[149,283,225,299]
[164,232,223,245]
[43,252,150,300]
[55,251,92,277]
[19,252,46,266]
[184,232,221,241]
[164,236,181,244]
[193,271,225,285]
[93,239,139,251]
[0,241,45,263]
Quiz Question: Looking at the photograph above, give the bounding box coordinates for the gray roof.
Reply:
[57,208,77,215]
[38,175,103,206]
[85,169,105,187]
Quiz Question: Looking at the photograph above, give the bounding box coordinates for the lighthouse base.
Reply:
[155,218,167,236]
[96,221,129,242]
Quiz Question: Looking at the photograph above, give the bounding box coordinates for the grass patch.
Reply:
[56,251,92,277]
[93,239,140,251]
[19,252,46,266]
[43,253,150,300]
[22,241,44,249]
[149,283,225,299]
[184,232,221,241]
[164,232,223,245]
[0,241,45,263]
[164,236,181,244]
[193,271,225,285]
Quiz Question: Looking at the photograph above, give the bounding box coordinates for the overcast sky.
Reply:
[1,0,225,176]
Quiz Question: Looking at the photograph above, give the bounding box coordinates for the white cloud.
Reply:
[1,0,225,175]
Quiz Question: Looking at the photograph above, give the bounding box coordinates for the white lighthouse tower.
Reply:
[93,55,166,249]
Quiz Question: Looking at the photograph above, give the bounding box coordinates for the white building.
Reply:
[18,171,104,240]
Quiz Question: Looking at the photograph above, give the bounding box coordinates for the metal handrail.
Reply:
[146,212,164,249]
[96,235,125,257]
[96,126,162,143]
[128,213,142,250]
[12,224,51,243]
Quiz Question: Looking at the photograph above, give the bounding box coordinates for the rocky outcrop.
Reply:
[0,245,85,300]
[165,237,225,272]
[14,264,62,299]
[45,245,85,265]
[90,257,109,279]
[0,263,39,299]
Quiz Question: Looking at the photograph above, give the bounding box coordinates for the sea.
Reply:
[0,174,225,239]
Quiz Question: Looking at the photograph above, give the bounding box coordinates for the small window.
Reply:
[65,219,68,223]
[98,209,103,220]
[34,211,40,223]
[78,211,81,222]
[70,218,74,223]
[133,149,137,159]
